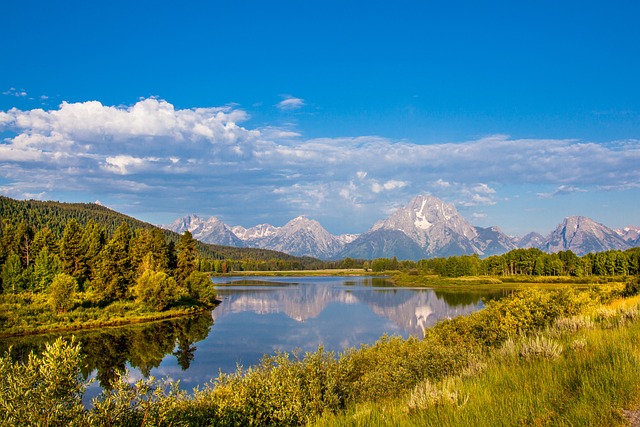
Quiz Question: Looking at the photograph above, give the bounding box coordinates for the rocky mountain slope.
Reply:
[163,195,639,260]
[542,216,631,255]
[164,214,245,247]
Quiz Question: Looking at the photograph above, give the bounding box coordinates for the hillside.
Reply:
[0,196,316,264]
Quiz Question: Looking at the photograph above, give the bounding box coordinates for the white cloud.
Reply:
[536,185,588,199]
[1,98,640,232]
[371,180,408,193]
[433,179,451,188]
[276,96,305,111]
[2,88,27,97]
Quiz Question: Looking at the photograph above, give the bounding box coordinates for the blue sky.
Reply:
[1,0,639,236]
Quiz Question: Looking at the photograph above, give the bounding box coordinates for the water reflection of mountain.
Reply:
[212,279,483,336]
[0,312,213,388]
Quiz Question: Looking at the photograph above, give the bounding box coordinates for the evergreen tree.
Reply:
[1,252,24,294]
[81,220,106,283]
[175,231,197,285]
[92,222,132,301]
[59,219,88,284]
[33,247,62,292]
[31,227,58,260]
[16,220,34,268]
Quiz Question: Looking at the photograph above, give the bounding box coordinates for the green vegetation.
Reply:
[0,196,340,270]
[2,283,639,426]
[0,214,218,336]
[370,247,640,278]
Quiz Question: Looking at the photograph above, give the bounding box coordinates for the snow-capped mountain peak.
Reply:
[162,196,639,261]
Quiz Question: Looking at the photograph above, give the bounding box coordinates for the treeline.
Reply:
[371,247,640,277]
[0,196,329,270]
[0,217,217,312]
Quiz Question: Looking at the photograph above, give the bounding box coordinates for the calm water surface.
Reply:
[1,276,509,397]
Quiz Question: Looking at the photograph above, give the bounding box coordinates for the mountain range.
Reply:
[162,195,640,260]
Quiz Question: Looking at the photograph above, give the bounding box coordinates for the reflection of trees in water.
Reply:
[433,288,513,307]
[0,312,213,388]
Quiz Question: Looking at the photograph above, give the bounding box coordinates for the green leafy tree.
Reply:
[185,271,217,305]
[0,337,88,426]
[49,273,77,313]
[132,269,187,311]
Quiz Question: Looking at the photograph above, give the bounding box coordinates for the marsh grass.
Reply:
[313,302,640,427]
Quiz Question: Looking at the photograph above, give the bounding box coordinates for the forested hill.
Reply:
[0,196,317,264]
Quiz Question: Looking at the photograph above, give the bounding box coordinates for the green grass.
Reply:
[312,301,640,427]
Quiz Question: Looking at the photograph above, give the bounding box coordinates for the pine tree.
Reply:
[81,220,106,283]
[59,219,88,284]
[33,247,62,292]
[175,231,197,285]
[92,222,132,301]
[1,252,24,294]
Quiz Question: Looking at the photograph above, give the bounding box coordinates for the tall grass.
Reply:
[313,303,640,427]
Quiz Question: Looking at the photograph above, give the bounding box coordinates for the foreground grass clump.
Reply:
[2,285,638,426]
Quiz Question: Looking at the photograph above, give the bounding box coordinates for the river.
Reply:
[0,276,509,398]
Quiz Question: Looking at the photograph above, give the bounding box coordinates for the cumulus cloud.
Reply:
[1,98,640,231]
[371,180,409,193]
[276,96,305,111]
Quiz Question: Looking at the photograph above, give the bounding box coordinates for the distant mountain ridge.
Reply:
[163,194,639,260]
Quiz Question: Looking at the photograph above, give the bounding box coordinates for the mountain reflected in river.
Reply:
[1,276,505,394]
[212,276,490,337]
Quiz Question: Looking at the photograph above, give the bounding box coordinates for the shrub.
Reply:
[49,273,78,313]
[571,338,587,352]
[0,337,88,426]
[132,270,188,311]
[185,271,217,305]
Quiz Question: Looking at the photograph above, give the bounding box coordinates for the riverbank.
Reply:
[212,268,375,277]
[388,271,630,288]
[0,291,217,338]
[313,292,640,427]
[2,282,638,426]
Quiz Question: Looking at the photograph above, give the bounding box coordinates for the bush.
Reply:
[554,315,595,334]
[623,276,640,297]
[49,273,78,313]
[185,271,217,305]
[0,337,88,426]
[132,270,188,311]
[519,335,563,360]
